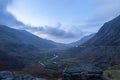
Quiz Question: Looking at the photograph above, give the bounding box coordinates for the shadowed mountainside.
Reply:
[0,25,65,70]
[67,15,120,69]
[68,33,95,47]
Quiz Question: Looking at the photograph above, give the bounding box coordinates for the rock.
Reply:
[0,71,14,79]
[62,64,103,80]
[0,71,46,80]
[35,78,46,80]
[4,78,14,80]
[14,74,46,80]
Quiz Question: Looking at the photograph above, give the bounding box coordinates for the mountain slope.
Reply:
[67,15,120,69]
[0,25,64,70]
[0,50,25,70]
[83,15,120,46]
[69,33,95,47]
[0,25,63,50]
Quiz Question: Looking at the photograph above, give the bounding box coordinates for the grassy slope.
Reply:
[103,65,120,80]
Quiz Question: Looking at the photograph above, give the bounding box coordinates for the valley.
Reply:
[0,0,120,80]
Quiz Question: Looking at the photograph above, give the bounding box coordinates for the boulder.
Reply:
[0,71,46,80]
[62,64,103,80]
[0,71,14,79]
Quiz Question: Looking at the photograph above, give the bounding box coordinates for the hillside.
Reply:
[69,33,95,47]
[67,15,120,69]
[83,15,120,46]
[103,65,120,80]
[0,25,65,70]
[0,25,64,50]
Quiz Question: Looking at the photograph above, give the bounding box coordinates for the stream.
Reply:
[38,54,59,67]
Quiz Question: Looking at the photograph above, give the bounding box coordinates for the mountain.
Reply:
[0,25,64,70]
[0,50,25,70]
[69,33,95,47]
[83,15,120,46]
[0,25,64,50]
[67,15,120,69]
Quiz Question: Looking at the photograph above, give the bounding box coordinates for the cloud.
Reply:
[0,0,23,26]
[0,0,12,10]
[0,0,84,43]
[18,25,84,42]
[1,0,120,43]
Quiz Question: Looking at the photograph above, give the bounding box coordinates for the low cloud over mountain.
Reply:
[1,0,120,43]
[0,0,84,43]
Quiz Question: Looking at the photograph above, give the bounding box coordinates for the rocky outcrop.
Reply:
[0,71,46,80]
[62,64,103,80]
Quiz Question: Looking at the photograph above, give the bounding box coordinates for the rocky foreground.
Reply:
[0,71,46,80]
[62,64,107,80]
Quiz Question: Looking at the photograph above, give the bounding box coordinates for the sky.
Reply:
[0,0,120,43]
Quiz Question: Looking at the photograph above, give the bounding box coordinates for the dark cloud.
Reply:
[21,25,83,39]
[0,0,12,10]
[0,0,23,26]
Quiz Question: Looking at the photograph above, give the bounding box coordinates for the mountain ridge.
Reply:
[0,25,66,70]
[69,33,95,47]
[0,25,65,49]
[67,15,120,69]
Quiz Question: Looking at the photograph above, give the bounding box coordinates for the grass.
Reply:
[60,58,79,63]
[103,65,120,80]
[22,66,63,80]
